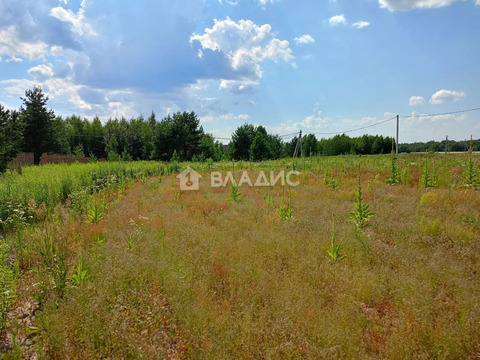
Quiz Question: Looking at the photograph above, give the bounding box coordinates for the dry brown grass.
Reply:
[22,156,480,359]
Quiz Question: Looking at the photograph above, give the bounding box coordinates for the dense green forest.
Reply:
[0,87,478,173]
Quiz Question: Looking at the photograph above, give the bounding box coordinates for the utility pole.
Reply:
[293,130,302,158]
[395,115,399,156]
[300,131,303,158]
[445,135,448,154]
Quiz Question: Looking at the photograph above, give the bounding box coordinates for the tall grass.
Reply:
[0,161,177,230]
[36,154,480,359]
[1,153,479,358]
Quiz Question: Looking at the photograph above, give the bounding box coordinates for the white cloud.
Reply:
[409,95,425,106]
[200,115,215,123]
[0,26,49,61]
[352,21,371,29]
[219,79,259,94]
[219,0,273,4]
[294,34,315,45]
[267,104,329,135]
[1,79,36,96]
[191,17,293,80]
[50,3,97,37]
[477,0,480,5]
[6,55,22,63]
[107,101,136,119]
[329,15,346,26]
[2,75,100,114]
[379,0,465,11]
[238,114,250,120]
[300,111,329,129]
[409,111,467,123]
[27,64,54,81]
[429,89,466,104]
[50,46,65,56]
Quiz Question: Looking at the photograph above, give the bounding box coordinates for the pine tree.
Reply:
[20,86,55,165]
[0,105,24,173]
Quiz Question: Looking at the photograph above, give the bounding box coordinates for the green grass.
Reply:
[0,161,178,230]
[0,153,479,358]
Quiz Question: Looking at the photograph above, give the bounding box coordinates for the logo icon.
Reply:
[176,167,202,191]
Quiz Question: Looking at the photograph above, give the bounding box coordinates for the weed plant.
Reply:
[2,154,480,359]
[386,151,400,185]
[227,182,242,202]
[349,166,375,228]
[326,219,344,261]
[462,143,479,188]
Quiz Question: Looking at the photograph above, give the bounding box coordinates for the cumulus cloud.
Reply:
[430,89,466,104]
[6,55,23,63]
[191,17,293,81]
[1,79,37,96]
[300,111,329,129]
[267,104,329,135]
[352,21,371,29]
[0,1,293,120]
[379,0,465,11]
[2,70,128,115]
[66,0,209,92]
[409,111,467,123]
[294,34,315,45]
[409,95,425,106]
[329,15,346,26]
[50,3,97,37]
[0,0,82,61]
[0,26,49,61]
[27,64,54,81]
[218,0,239,4]
[219,79,259,94]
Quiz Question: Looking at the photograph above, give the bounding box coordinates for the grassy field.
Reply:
[1,153,479,359]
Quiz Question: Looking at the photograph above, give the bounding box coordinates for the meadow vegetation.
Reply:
[0,152,479,359]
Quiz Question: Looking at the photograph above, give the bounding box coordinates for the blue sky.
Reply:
[0,0,479,143]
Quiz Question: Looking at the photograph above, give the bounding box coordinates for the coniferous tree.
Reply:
[49,116,70,155]
[198,133,224,161]
[89,116,106,159]
[105,134,120,161]
[0,105,24,173]
[20,86,56,164]
[250,126,271,161]
[153,111,203,161]
[231,123,256,160]
[302,134,318,157]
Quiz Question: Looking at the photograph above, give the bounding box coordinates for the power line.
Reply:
[313,116,397,136]
[402,107,480,119]
[70,106,480,143]
[213,131,299,142]
[279,132,300,138]
[213,106,480,141]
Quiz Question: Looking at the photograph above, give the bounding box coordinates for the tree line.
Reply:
[4,86,474,174]
[399,139,479,153]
